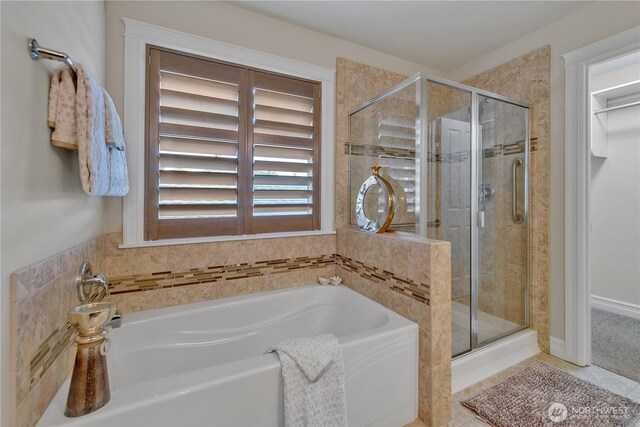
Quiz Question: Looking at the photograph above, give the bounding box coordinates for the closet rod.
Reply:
[594,100,640,115]
[28,38,77,74]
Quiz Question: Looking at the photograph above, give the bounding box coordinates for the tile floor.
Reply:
[406,352,640,427]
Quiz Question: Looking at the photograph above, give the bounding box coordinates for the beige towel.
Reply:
[47,69,60,127]
[48,68,77,150]
[76,64,128,196]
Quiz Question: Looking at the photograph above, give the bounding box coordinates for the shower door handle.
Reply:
[511,158,524,224]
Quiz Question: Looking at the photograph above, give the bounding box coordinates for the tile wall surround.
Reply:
[335,57,410,229]
[349,81,418,226]
[10,232,337,427]
[10,229,448,427]
[102,232,337,313]
[336,228,452,426]
[10,235,105,427]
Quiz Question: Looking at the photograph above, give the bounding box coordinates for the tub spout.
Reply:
[107,311,122,329]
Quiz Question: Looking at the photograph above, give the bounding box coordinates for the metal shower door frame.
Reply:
[417,76,531,356]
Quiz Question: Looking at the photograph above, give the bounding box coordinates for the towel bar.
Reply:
[28,38,77,74]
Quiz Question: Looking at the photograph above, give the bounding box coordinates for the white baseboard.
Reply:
[451,329,540,394]
[591,295,640,319]
[550,336,567,360]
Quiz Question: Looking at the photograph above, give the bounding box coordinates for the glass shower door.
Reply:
[476,96,529,346]
[424,81,473,357]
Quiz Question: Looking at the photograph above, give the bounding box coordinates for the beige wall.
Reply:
[102,0,444,234]
[0,1,107,425]
[448,2,640,340]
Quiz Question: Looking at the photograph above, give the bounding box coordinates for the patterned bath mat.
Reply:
[462,361,640,426]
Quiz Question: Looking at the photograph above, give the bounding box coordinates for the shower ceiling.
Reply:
[230,1,591,72]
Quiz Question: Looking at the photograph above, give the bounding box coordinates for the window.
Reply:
[145,47,321,240]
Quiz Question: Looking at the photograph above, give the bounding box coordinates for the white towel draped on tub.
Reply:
[267,334,347,427]
[75,64,128,196]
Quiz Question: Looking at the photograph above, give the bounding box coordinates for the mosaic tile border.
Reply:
[29,325,74,390]
[108,254,336,294]
[108,253,431,306]
[347,137,538,161]
[349,143,415,158]
[335,254,431,305]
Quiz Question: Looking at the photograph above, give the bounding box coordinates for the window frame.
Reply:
[122,19,335,248]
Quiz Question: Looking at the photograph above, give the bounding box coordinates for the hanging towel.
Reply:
[267,334,347,427]
[103,89,125,151]
[47,69,60,127]
[48,68,77,150]
[75,63,128,196]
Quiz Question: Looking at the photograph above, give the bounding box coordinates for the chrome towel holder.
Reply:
[28,38,77,74]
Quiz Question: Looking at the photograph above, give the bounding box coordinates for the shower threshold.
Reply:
[451,300,523,356]
[451,328,540,393]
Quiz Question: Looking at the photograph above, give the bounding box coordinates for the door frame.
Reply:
[562,26,640,366]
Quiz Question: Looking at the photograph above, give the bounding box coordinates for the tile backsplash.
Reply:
[10,228,453,427]
[10,232,336,427]
[103,233,337,313]
[10,235,105,427]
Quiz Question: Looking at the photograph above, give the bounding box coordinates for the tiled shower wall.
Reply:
[335,58,409,229]
[463,46,551,351]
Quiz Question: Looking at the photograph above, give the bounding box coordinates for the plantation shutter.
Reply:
[377,112,416,217]
[146,48,246,240]
[145,47,321,240]
[246,71,321,233]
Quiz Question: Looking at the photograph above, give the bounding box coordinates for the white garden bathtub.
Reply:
[39,285,418,427]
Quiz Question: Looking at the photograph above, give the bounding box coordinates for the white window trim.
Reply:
[561,25,640,366]
[122,18,336,248]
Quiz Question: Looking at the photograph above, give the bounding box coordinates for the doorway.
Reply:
[588,52,640,382]
[563,26,640,370]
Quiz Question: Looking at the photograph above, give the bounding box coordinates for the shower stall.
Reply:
[349,74,530,358]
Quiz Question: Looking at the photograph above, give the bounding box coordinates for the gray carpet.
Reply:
[592,308,640,382]
[463,361,640,426]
